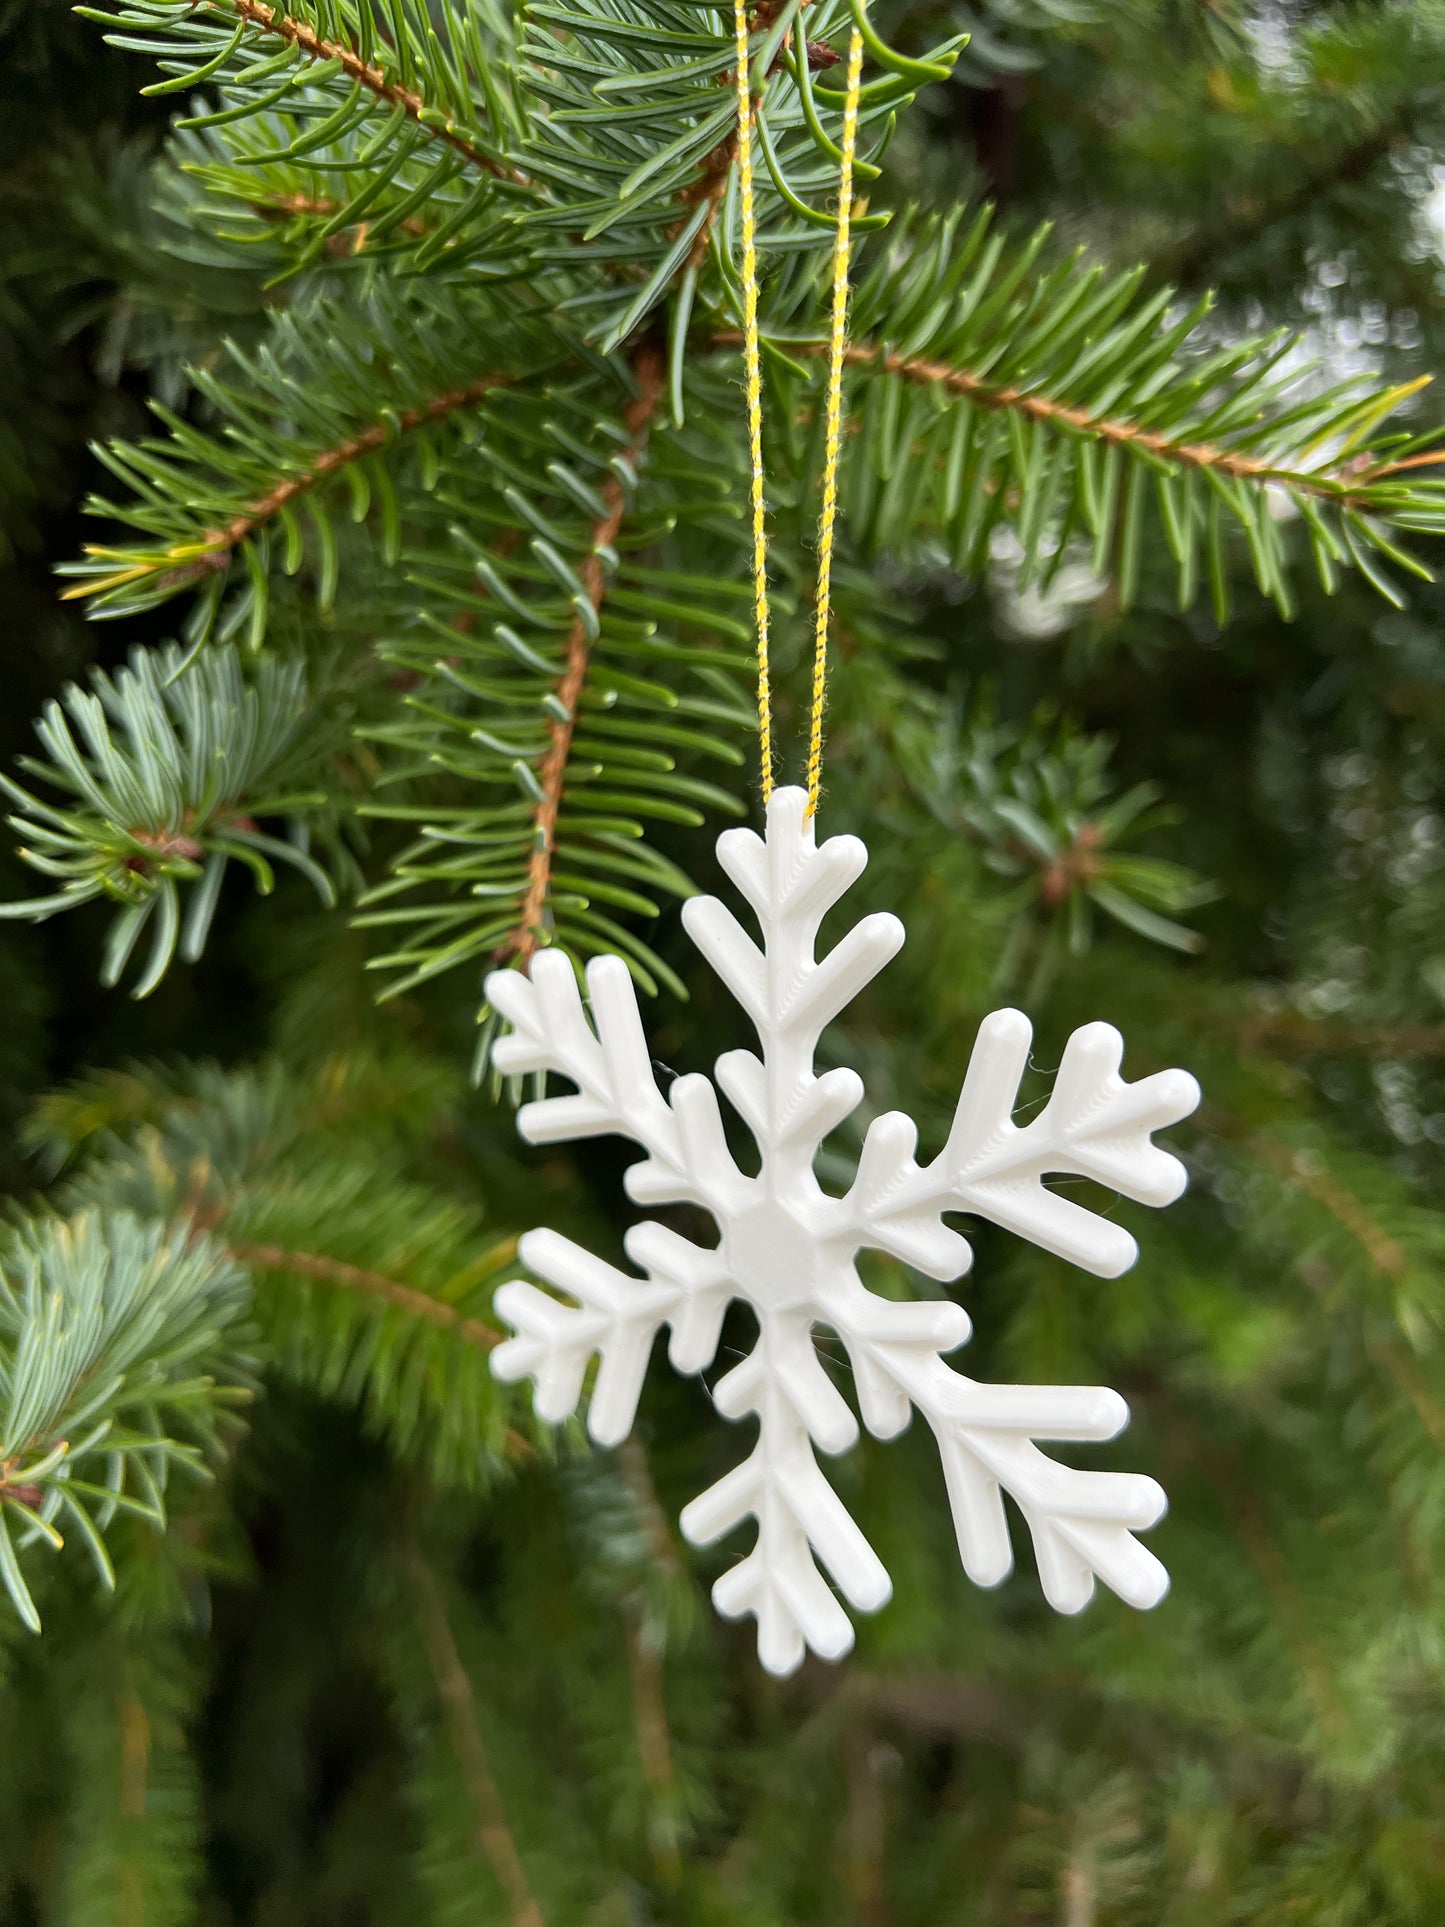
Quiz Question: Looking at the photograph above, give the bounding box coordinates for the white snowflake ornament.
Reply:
[485,788,1201,1677]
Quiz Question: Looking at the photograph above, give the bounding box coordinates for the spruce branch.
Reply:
[505,0,963,350]
[223,0,515,181]
[80,0,525,188]
[747,207,1445,614]
[411,1559,548,1927]
[199,371,513,571]
[224,1242,502,1349]
[0,645,338,996]
[0,1210,253,1632]
[884,690,1214,971]
[60,1638,206,1927]
[833,341,1430,508]
[1138,5,1444,291]
[1256,1136,1411,1284]
[58,289,543,630]
[501,342,665,967]
[358,355,753,1011]
[50,1059,528,1487]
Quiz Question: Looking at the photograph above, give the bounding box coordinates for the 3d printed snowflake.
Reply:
[485,788,1201,1676]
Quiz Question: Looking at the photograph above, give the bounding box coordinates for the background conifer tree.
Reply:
[2,0,1445,1919]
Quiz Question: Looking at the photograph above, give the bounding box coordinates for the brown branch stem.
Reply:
[497,343,666,964]
[709,332,1428,506]
[229,0,512,179]
[203,372,512,565]
[1256,1138,1409,1281]
[249,191,430,249]
[226,1240,501,1349]
[412,1562,547,1927]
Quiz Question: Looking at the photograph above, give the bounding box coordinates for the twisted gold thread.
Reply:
[732,3,866,818]
[805,20,864,821]
[732,0,774,802]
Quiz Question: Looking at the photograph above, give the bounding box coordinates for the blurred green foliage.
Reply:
[1,1,1445,1923]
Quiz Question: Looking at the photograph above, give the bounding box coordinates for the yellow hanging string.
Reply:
[804,18,864,820]
[732,0,774,802]
[731,0,866,816]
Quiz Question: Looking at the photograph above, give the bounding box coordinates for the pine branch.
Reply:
[882,688,1213,965]
[59,1637,206,1927]
[1243,1132,1445,1455]
[622,1608,680,1884]
[410,1559,548,1927]
[1134,6,1444,291]
[746,207,1445,614]
[614,1437,683,1882]
[224,0,514,180]
[0,1209,253,1632]
[50,1058,529,1487]
[1256,1135,1410,1282]
[224,1242,502,1349]
[58,287,548,628]
[358,357,753,1009]
[243,188,432,250]
[79,0,525,195]
[832,341,1429,510]
[0,645,340,995]
[501,343,665,966]
[202,371,513,569]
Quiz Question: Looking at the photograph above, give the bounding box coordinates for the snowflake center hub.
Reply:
[724,1196,822,1312]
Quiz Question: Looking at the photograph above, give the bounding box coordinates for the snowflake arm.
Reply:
[484,788,1201,1675]
[487,949,748,1216]
[491,1224,731,1445]
[679,1312,891,1676]
[817,1277,1169,1614]
[844,1006,1201,1280]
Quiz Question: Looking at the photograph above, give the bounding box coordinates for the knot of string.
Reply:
[731,0,865,819]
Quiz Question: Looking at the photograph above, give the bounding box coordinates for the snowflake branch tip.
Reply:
[715,786,868,930]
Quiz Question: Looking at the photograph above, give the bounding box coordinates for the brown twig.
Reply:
[1256,1138,1409,1281]
[496,344,666,965]
[709,332,1434,506]
[196,372,512,570]
[226,1241,502,1349]
[230,0,516,180]
[615,1437,683,1881]
[249,191,431,250]
[675,2,821,275]
[412,1562,547,1927]
[116,1691,151,1927]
